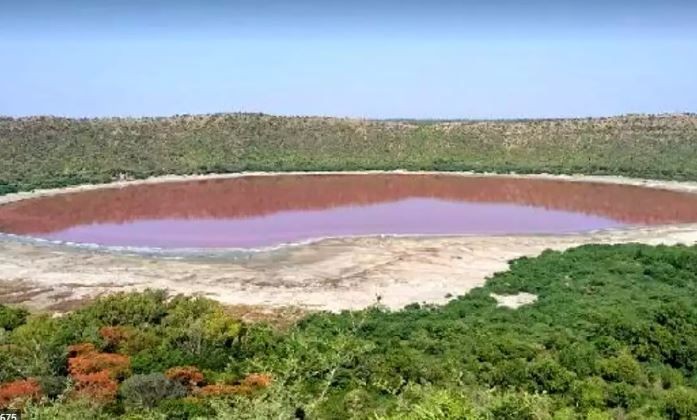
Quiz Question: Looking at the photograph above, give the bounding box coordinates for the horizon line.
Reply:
[2,111,696,124]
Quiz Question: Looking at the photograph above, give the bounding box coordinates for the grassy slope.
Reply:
[3,244,697,418]
[1,113,697,194]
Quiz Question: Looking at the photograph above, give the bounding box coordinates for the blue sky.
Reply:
[1,0,696,119]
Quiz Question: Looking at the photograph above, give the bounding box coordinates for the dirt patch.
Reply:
[1,172,697,312]
[224,304,311,329]
[491,292,538,309]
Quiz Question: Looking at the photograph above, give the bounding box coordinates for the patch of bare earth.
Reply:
[491,292,538,309]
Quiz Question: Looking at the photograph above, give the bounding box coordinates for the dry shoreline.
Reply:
[1,171,697,312]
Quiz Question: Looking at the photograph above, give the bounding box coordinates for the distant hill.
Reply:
[1,113,696,194]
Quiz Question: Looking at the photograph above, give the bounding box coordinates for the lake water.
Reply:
[1,175,696,249]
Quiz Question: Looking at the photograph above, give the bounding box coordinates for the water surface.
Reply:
[1,175,696,249]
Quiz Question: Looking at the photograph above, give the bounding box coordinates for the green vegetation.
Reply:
[2,113,697,194]
[3,244,697,418]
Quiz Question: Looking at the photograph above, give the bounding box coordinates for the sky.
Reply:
[1,0,696,119]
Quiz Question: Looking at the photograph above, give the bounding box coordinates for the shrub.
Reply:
[8,316,72,377]
[0,305,28,331]
[487,392,552,420]
[199,308,243,343]
[37,376,68,399]
[663,386,697,419]
[584,409,614,420]
[68,343,98,358]
[99,326,133,352]
[113,328,161,356]
[0,378,42,408]
[0,346,23,382]
[78,290,168,326]
[160,308,242,370]
[163,296,221,328]
[129,346,190,374]
[24,398,113,419]
[571,377,608,411]
[157,397,214,420]
[385,388,476,419]
[24,399,114,419]
[71,370,118,404]
[599,350,646,385]
[196,384,241,397]
[606,382,642,410]
[195,374,272,398]
[242,373,272,388]
[165,366,205,389]
[649,365,686,390]
[163,296,243,344]
[119,373,187,408]
[526,355,576,393]
[68,352,131,380]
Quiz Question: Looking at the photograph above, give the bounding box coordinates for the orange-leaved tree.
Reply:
[66,342,132,404]
[197,373,272,397]
[0,378,42,408]
[165,366,206,390]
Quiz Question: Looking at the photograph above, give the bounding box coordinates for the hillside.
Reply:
[1,113,697,194]
[3,244,697,418]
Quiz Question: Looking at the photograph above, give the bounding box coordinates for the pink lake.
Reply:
[1,174,697,249]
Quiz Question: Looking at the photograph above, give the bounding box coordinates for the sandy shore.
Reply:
[1,171,697,312]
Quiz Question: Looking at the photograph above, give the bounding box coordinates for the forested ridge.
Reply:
[2,113,697,195]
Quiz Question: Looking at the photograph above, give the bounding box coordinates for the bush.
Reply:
[68,343,98,357]
[24,398,113,419]
[165,366,205,389]
[0,378,42,408]
[112,328,161,356]
[119,373,187,408]
[663,387,697,419]
[571,377,608,411]
[99,326,134,352]
[384,388,476,419]
[196,384,241,397]
[193,374,272,398]
[242,373,272,388]
[0,305,28,331]
[526,355,576,393]
[487,392,552,420]
[78,290,169,326]
[8,316,71,377]
[129,346,190,374]
[71,370,118,404]
[606,382,642,410]
[163,296,222,328]
[68,352,131,380]
[599,350,647,385]
[37,376,68,399]
[157,398,214,420]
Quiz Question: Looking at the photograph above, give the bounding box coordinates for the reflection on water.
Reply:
[0,175,696,248]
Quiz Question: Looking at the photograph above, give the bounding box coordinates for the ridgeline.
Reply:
[2,113,697,194]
